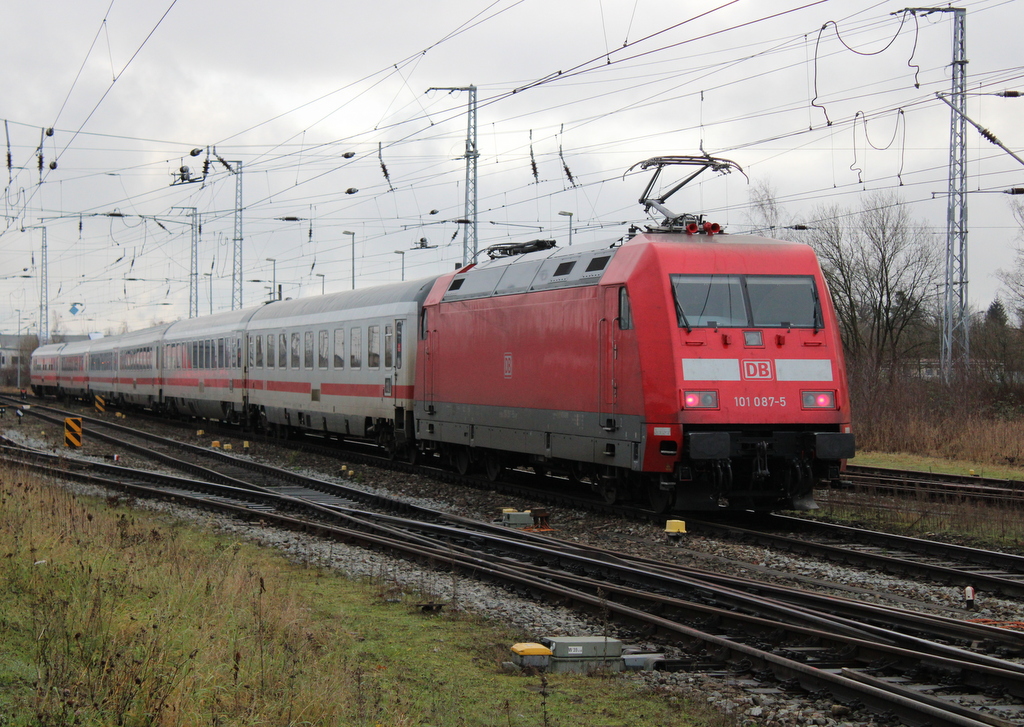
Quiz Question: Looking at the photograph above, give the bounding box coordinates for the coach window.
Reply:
[350,327,362,369]
[333,329,345,369]
[384,324,393,368]
[618,287,634,330]
[304,331,314,369]
[318,330,329,369]
[266,334,275,369]
[395,320,404,370]
[255,336,263,367]
[218,338,225,369]
[278,333,288,369]
[368,325,380,369]
[290,332,301,369]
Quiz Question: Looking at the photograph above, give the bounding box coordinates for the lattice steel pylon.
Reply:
[908,7,968,381]
[428,85,478,265]
[39,227,48,345]
[230,161,243,310]
[943,8,968,381]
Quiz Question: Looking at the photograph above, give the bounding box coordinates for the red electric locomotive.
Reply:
[30,155,853,513]
[413,156,854,511]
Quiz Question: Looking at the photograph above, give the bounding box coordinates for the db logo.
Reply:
[503,352,513,379]
[742,360,773,380]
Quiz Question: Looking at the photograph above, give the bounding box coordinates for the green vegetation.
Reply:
[0,467,725,727]
[851,449,1024,481]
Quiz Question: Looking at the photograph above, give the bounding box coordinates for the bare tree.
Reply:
[995,198,1024,324]
[804,192,941,378]
[747,178,785,236]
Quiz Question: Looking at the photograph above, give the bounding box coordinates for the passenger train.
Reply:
[30,156,855,512]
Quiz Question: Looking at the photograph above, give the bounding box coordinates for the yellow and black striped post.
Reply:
[64,417,83,448]
[94,395,105,413]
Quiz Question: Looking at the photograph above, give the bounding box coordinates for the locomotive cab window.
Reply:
[670,274,822,329]
[747,275,821,329]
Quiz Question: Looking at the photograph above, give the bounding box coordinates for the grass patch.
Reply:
[851,450,1024,481]
[0,465,727,727]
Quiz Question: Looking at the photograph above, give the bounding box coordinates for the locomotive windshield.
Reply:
[670,274,821,329]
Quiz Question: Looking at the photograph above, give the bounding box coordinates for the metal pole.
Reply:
[203,273,213,315]
[316,273,325,295]
[559,211,574,246]
[15,309,21,390]
[230,161,243,310]
[427,86,478,265]
[39,227,48,345]
[343,231,356,289]
[266,258,276,301]
[907,7,968,382]
[394,250,405,281]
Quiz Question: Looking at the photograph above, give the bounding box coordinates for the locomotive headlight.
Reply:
[683,391,719,409]
[801,391,836,409]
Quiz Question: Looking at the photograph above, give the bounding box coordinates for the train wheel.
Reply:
[647,482,675,514]
[483,451,503,482]
[568,461,591,485]
[452,446,471,476]
[598,482,618,505]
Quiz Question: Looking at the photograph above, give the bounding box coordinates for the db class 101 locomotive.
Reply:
[31,156,854,512]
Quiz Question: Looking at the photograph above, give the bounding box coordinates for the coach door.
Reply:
[599,286,620,431]
[382,322,397,400]
[421,308,435,412]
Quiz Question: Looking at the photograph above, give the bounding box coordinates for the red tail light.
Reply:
[801,391,836,409]
[683,391,719,409]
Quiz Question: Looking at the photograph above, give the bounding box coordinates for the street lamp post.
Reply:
[315,273,325,295]
[266,258,277,301]
[202,273,213,315]
[343,231,356,289]
[558,211,574,246]
[394,250,406,281]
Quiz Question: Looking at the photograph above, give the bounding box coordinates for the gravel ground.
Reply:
[3,414,1022,726]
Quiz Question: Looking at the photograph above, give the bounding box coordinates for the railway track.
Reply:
[4,403,1024,724]
[5,448,1024,725]
[843,463,1024,507]
[686,515,1024,599]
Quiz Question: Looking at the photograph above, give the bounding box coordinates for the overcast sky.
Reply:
[2,0,1022,336]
